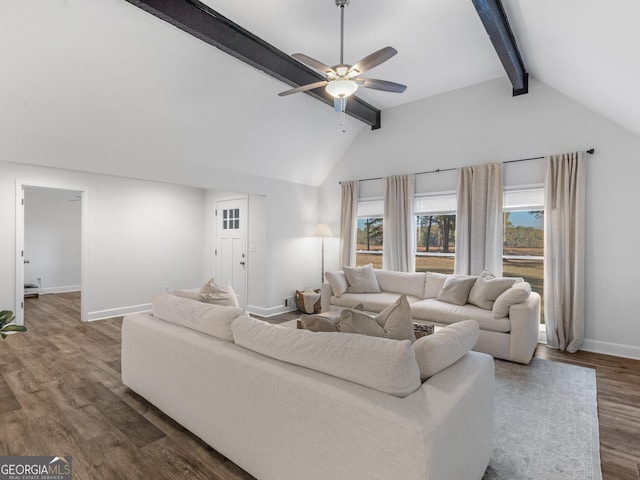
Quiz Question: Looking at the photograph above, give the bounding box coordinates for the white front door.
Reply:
[215,198,248,307]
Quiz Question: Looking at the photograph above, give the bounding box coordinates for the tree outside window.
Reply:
[356,217,383,268]
[415,214,456,274]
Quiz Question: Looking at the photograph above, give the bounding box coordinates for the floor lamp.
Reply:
[312,224,334,285]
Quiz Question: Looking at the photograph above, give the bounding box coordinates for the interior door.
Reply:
[215,198,247,307]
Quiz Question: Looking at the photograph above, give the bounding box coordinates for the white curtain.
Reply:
[339,181,358,267]
[544,152,586,352]
[383,175,415,272]
[455,163,503,275]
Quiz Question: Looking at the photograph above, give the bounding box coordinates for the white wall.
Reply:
[2,161,322,321]
[24,187,81,293]
[0,161,206,321]
[202,184,321,316]
[321,77,640,359]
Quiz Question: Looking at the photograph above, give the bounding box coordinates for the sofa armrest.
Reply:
[321,283,332,313]
[507,292,541,364]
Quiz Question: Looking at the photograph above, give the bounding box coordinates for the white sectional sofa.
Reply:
[121,293,494,480]
[321,266,540,364]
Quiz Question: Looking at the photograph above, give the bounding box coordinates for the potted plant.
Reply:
[0,310,27,339]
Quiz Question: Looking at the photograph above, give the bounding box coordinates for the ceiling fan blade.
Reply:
[278,81,328,97]
[358,78,407,93]
[292,53,336,75]
[349,46,397,75]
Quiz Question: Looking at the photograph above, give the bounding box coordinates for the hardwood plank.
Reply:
[0,410,30,455]
[76,381,165,448]
[140,436,228,480]
[0,374,21,414]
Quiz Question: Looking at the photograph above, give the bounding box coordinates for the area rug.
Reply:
[483,358,602,480]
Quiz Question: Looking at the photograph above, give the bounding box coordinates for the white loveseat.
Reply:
[121,294,494,480]
[321,267,540,364]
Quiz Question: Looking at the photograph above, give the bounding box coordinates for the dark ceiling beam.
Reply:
[471,0,528,96]
[124,0,381,129]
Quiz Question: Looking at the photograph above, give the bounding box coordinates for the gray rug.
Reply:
[484,358,602,480]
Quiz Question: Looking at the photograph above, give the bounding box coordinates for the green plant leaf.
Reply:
[0,310,16,329]
[0,324,27,333]
[0,333,6,339]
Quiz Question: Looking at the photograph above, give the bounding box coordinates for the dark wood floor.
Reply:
[0,293,638,480]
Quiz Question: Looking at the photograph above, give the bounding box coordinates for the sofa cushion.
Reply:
[151,293,245,342]
[231,316,421,398]
[468,270,519,310]
[424,272,450,299]
[411,299,511,333]
[339,295,416,341]
[331,292,423,313]
[343,264,381,293]
[325,271,348,297]
[413,320,480,381]
[493,282,532,318]
[436,275,477,306]
[199,279,240,307]
[374,270,426,299]
[300,314,340,332]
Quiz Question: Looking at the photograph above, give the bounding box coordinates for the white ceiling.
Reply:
[1,0,639,186]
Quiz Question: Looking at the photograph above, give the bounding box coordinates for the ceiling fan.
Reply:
[278,0,407,117]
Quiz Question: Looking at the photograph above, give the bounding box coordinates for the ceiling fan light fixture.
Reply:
[325,79,358,98]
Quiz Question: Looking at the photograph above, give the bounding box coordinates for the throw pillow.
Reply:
[412,320,479,381]
[299,314,340,333]
[493,282,532,318]
[343,264,381,293]
[424,272,449,299]
[199,279,240,308]
[339,310,388,337]
[325,271,348,297]
[468,270,519,310]
[340,295,415,341]
[436,275,478,306]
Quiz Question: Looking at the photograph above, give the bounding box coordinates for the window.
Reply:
[222,208,240,230]
[356,199,383,268]
[502,188,544,323]
[414,194,456,274]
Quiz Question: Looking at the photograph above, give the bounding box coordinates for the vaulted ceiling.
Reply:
[1,1,638,186]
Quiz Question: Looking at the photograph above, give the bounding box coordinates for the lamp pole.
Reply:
[312,224,334,287]
[321,235,326,285]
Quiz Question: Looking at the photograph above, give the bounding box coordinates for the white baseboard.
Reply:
[41,285,81,294]
[245,304,299,317]
[580,338,640,361]
[86,303,151,322]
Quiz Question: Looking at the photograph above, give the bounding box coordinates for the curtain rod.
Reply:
[340,148,595,184]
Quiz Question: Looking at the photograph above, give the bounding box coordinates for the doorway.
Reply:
[15,182,88,326]
[215,197,247,307]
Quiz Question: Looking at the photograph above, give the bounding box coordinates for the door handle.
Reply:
[240,261,245,266]
[24,259,30,264]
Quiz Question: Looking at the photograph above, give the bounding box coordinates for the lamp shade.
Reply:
[325,79,358,98]
[312,223,334,238]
